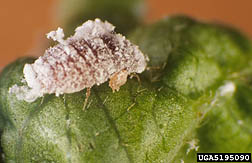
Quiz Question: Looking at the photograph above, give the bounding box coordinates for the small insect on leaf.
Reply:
[9,18,148,102]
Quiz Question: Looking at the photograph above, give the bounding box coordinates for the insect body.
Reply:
[9,19,148,102]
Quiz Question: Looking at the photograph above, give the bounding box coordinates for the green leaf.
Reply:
[173,80,252,162]
[1,16,252,162]
[58,0,146,35]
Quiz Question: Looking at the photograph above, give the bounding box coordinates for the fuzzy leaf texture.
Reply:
[0,16,252,163]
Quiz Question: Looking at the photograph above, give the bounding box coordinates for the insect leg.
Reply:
[83,87,91,110]
[40,96,45,106]
[130,73,141,84]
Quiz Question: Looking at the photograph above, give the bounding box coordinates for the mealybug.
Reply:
[9,19,148,104]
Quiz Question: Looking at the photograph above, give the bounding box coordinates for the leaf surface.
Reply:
[0,16,252,163]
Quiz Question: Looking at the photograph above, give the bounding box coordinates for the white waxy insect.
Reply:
[9,18,148,103]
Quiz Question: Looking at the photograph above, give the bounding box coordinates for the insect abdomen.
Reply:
[9,19,147,102]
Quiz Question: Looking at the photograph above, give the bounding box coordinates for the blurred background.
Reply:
[1,0,252,68]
